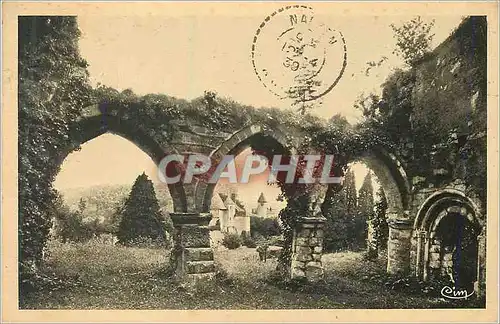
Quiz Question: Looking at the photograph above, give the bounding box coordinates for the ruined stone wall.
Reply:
[408,16,487,221]
[412,16,487,141]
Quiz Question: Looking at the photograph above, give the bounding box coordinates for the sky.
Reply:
[54,10,464,207]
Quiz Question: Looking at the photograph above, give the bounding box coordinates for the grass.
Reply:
[20,241,484,309]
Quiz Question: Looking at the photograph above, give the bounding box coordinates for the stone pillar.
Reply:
[291,217,326,282]
[387,218,413,275]
[169,213,215,281]
[414,230,428,279]
[475,227,486,297]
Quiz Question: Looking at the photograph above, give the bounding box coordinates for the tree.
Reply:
[18,17,93,276]
[344,169,358,215]
[390,16,435,67]
[357,172,374,252]
[117,173,166,245]
[51,193,94,243]
[250,216,281,238]
[373,187,389,251]
[286,78,323,115]
[322,185,349,252]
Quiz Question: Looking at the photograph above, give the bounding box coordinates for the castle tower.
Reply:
[210,193,226,229]
[255,192,268,218]
[223,194,237,233]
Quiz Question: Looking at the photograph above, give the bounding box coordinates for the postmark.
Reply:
[251,5,347,102]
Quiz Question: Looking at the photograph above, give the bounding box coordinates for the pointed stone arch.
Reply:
[325,146,412,275]
[56,105,188,213]
[194,124,295,213]
[354,147,411,217]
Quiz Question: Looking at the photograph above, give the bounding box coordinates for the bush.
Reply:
[239,231,256,248]
[53,209,96,244]
[242,236,257,248]
[222,232,241,249]
[250,216,281,238]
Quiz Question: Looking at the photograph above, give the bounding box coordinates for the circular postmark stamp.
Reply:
[251,5,347,102]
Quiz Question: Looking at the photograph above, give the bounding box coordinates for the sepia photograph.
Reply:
[1,1,498,323]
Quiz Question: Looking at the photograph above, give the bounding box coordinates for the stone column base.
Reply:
[169,213,215,280]
[387,218,413,275]
[291,216,326,282]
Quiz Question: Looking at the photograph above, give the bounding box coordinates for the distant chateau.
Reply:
[209,191,277,246]
[210,192,250,236]
[251,192,276,218]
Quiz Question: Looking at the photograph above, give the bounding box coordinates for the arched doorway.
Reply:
[414,190,483,291]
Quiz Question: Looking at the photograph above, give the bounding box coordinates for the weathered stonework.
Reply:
[413,230,427,278]
[291,217,326,282]
[387,218,412,275]
[169,213,215,279]
[475,227,487,297]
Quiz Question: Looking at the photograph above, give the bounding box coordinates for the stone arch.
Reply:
[194,124,294,213]
[414,189,483,230]
[352,147,411,217]
[56,106,188,213]
[413,190,483,285]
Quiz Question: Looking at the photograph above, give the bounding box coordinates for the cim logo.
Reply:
[440,286,474,300]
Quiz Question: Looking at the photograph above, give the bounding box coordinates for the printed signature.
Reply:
[440,286,475,300]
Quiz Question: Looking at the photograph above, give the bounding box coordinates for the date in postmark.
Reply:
[251,5,347,102]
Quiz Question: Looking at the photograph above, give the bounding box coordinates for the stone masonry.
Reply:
[169,213,215,281]
[291,217,326,282]
[387,218,413,275]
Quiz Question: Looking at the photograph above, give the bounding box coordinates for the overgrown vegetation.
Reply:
[18,16,93,288]
[357,16,487,206]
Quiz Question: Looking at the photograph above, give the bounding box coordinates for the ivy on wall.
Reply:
[19,17,93,289]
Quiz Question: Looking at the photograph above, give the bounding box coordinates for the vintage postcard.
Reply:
[1,1,499,323]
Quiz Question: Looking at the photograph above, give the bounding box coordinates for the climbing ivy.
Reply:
[19,17,93,286]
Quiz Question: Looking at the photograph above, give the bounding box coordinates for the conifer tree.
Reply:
[373,186,389,251]
[322,169,359,251]
[117,173,166,245]
[344,169,358,215]
[322,185,349,251]
[358,172,375,252]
